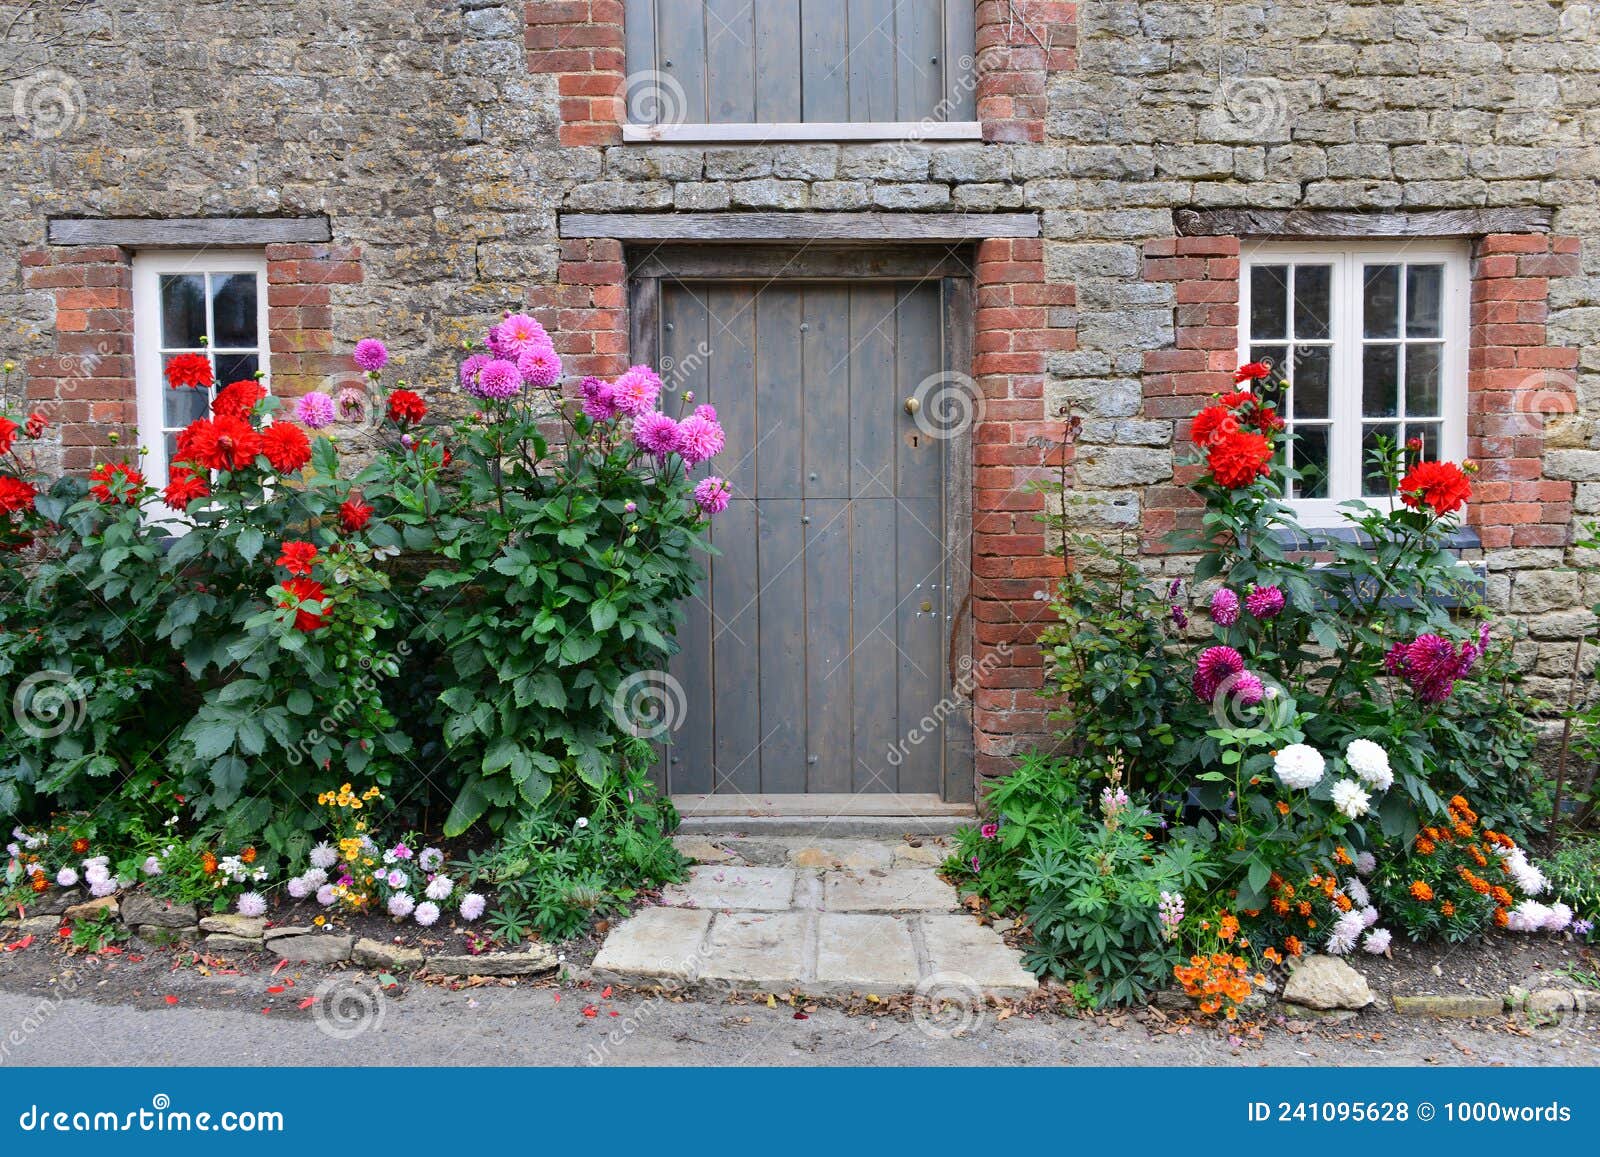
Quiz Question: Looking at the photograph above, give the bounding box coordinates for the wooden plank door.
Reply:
[653,280,952,796]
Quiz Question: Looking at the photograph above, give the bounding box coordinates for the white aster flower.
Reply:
[386,869,408,890]
[309,842,338,870]
[89,878,118,898]
[413,900,441,927]
[315,884,338,907]
[1507,900,1552,932]
[1354,851,1377,876]
[1344,877,1370,907]
[1545,902,1573,933]
[84,863,110,886]
[1363,928,1392,954]
[1330,778,1371,819]
[418,847,445,871]
[286,876,311,900]
[425,875,453,901]
[55,867,78,887]
[575,817,589,829]
[1344,738,1393,790]
[1360,905,1380,928]
[1274,744,1325,790]
[142,856,163,877]
[387,893,415,919]
[459,893,486,921]
[1325,925,1358,955]
[302,867,328,888]
[236,891,267,918]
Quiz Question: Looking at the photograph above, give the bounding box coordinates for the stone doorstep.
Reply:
[672,834,950,871]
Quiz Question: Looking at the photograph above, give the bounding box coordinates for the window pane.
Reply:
[211,274,259,347]
[165,432,181,464]
[1363,264,1400,338]
[1362,344,1399,417]
[1292,425,1329,499]
[1293,265,1332,340]
[214,353,259,387]
[163,378,211,427]
[1250,265,1289,340]
[1406,344,1442,417]
[1250,343,1288,382]
[1406,265,1443,338]
[1362,424,1398,495]
[160,274,206,348]
[1293,346,1330,419]
[1407,422,1442,461]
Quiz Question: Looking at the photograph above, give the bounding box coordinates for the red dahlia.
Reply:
[165,353,214,391]
[1207,430,1275,489]
[1190,404,1237,448]
[279,576,329,632]
[338,496,373,534]
[88,461,145,505]
[1234,362,1271,383]
[0,474,36,514]
[1399,460,1472,517]
[260,422,312,475]
[276,540,318,577]
[175,415,260,473]
[24,411,48,440]
[162,467,210,512]
[212,380,266,423]
[386,389,427,426]
[0,416,16,456]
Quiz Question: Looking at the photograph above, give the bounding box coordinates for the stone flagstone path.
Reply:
[591,835,1037,999]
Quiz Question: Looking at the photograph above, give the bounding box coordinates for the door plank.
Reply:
[756,287,804,500]
[657,0,709,123]
[847,0,897,123]
[757,499,808,793]
[710,499,762,794]
[851,498,900,792]
[895,282,945,500]
[804,497,852,792]
[705,0,756,123]
[623,0,660,122]
[753,0,802,122]
[707,283,757,495]
[849,284,897,499]
[800,0,850,122]
[802,285,851,500]
[895,496,944,795]
[945,0,978,121]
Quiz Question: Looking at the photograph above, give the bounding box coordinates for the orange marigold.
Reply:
[1285,936,1303,957]
[1493,908,1510,928]
[1441,901,1456,917]
[1334,893,1353,912]
[201,851,218,876]
[1410,880,1434,902]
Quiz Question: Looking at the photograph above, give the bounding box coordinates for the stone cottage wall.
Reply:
[4,1,1598,792]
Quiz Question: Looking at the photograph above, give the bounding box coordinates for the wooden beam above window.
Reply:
[47,217,333,247]
[1176,207,1552,239]
[621,121,984,143]
[559,212,1041,243]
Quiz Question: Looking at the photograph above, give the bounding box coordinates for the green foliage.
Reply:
[452,760,686,941]
[946,752,1093,912]
[1542,839,1600,941]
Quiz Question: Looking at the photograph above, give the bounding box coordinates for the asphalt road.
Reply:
[3,982,1597,1068]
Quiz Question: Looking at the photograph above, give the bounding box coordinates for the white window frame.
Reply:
[132,250,271,493]
[1239,241,1470,528]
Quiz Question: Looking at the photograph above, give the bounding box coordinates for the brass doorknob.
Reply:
[903,396,920,415]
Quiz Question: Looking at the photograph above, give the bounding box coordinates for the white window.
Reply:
[1240,242,1469,526]
[133,251,270,490]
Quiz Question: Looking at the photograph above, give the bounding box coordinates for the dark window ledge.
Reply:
[1269,524,1481,553]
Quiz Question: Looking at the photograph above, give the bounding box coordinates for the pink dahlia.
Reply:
[676,413,726,466]
[488,312,548,359]
[580,375,618,421]
[458,353,491,392]
[1245,585,1285,620]
[517,343,562,388]
[1386,633,1480,704]
[294,391,336,430]
[633,412,680,457]
[1229,670,1266,706]
[352,338,389,372]
[1192,645,1245,702]
[471,358,523,401]
[611,365,663,418]
[693,475,732,516]
[1210,587,1240,627]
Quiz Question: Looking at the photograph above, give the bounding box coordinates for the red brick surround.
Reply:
[975,0,1078,143]
[525,1,626,147]
[19,242,362,474]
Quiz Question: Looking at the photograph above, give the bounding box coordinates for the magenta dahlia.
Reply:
[1245,585,1285,620]
[1210,587,1240,627]
[1192,645,1245,702]
[633,411,680,457]
[676,412,726,466]
[611,365,663,418]
[471,358,523,401]
[517,343,562,388]
[581,375,618,421]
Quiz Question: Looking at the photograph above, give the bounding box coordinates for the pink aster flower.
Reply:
[294,391,336,430]
[633,411,680,457]
[460,893,487,922]
[1210,587,1240,627]
[676,413,726,466]
[693,475,731,516]
[236,891,267,918]
[1192,645,1245,702]
[488,312,548,359]
[517,343,562,388]
[611,365,663,417]
[352,338,389,372]
[1244,585,1285,620]
[413,900,441,927]
[387,892,415,919]
[580,375,618,421]
[471,358,523,401]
